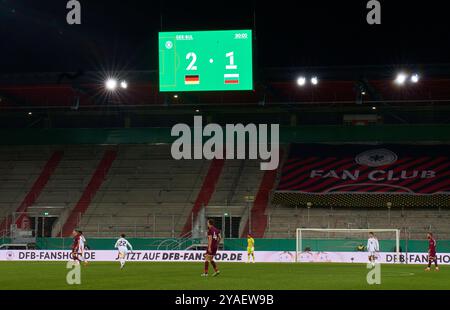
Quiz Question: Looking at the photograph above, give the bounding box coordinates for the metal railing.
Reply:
[0,230,10,244]
[76,214,184,238]
[265,212,450,239]
[157,231,198,250]
[51,211,82,237]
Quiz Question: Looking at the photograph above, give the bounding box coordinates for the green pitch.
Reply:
[0,262,448,290]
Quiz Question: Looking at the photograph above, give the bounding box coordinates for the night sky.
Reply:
[1,0,449,73]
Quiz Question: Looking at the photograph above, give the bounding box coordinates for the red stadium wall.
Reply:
[0,151,64,236]
[241,151,283,238]
[181,158,225,236]
[59,150,117,237]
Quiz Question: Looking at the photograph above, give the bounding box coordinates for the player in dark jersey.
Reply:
[425,232,439,271]
[71,230,81,263]
[201,219,221,277]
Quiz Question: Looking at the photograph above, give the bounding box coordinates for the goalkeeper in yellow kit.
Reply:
[247,234,255,263]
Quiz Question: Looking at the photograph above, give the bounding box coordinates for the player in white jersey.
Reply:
[76,230,88,266]
[115,234,133,269]
[367,232,380,266]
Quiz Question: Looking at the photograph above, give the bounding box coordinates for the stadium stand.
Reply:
[76,145,212,238]
[1,142,449,241]
[240,160,283,238]
[1,67,450,245]
[0,147,62,234]
[181,157,225,236]
[58,149,117,236]
[207,159,265,236]
[265,207,450,240]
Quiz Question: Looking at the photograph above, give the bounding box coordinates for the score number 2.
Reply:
[186,52,198,71]
[185,52,238,71]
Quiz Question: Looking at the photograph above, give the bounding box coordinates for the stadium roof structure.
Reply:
[1,65,450,110]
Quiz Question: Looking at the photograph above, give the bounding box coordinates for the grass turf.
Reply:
[0,262,448,290]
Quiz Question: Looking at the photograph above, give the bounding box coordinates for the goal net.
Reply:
[295,228,400,262]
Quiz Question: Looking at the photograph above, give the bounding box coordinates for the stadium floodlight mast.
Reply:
[411,74,420,83]
[120,81,128,89]
[297,76,307,86]
[296,76,319,87]
[395,73,408,85]
[105,78,128,91]
[105,78,118,91]
[295,228,401,262]
[395,72,420,85]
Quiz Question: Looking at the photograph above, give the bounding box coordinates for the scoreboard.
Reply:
[159,30,253,92]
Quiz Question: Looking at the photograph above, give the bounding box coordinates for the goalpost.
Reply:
[295,228,401,262]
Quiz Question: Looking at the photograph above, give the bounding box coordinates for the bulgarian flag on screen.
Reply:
[185,75,200,85]
[224,74,240,84]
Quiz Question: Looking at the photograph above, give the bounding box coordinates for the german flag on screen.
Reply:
[185,75,200,85]
[224,74,239,84]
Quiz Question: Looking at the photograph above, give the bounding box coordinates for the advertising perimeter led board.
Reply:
[159,30,253,92]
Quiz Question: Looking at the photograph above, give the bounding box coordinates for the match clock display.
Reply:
[159,30,253,92]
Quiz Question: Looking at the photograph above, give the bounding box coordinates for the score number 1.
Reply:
[225,52,237,70]
[186,52,238,71]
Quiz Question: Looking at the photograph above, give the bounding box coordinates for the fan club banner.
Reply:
[1,250,450,265]
[277,144,450,194]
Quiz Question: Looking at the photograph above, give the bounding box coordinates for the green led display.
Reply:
[159,30,253,92]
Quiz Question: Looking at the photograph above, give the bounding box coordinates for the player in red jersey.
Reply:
[201,219,221,277]
[425,232,439,271]
[71,230,81,264]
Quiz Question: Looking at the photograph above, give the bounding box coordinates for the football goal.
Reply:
[295,228,401,262]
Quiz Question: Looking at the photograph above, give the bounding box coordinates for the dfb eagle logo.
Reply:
[356,149,398,167]
[6,251,15,260]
